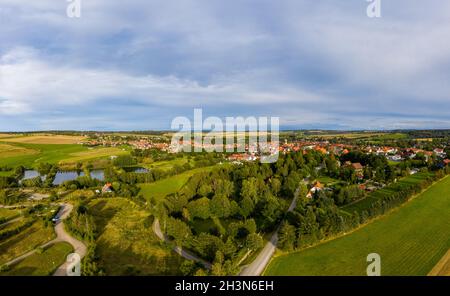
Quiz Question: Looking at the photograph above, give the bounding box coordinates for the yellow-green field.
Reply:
[1,242,73,276]
[0,220,55,265]
[138,166,215,202]
[88,198,183,275]
[0,143,39,159]
[265,176,450,276]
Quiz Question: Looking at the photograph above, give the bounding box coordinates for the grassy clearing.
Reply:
[59,147,128,164]
[1,242,73,276]
[88,198,183,275]
[0,220,55,265]
[316,176,340,185]
[5,135,85,144]
[138,166,214,202]
[342,172,434,214]
[145,157,189,171]
[265,176,450,276]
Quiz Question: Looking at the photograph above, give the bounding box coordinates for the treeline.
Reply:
[65,201,103,276]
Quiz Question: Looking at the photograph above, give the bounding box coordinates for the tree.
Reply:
[165,217,192,246]
[278,222,296,251]
[187,197,211,220]
[239,196,254,219]
[245,233,263,250]
[210,194,231,218]
[240,178,258,204]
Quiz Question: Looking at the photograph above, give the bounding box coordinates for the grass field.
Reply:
[1,242,73,275]
[138,166,214,202]
[341,172,434,214]
[0,220,55,265]
[265,175,450,276]
[0,143,39,159]
[88,198,183,275]
[59,147,128,164]
[145,157,189,171]
[0,141,128,169]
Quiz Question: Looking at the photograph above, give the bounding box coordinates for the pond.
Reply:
[52,170,105,185]
[123,167,149,173]
[21,170,105,185]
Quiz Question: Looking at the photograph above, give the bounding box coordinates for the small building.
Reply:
[102,183,113,193]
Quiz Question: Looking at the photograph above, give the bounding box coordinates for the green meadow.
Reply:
[138,166,215,202]
[265,175,450,276]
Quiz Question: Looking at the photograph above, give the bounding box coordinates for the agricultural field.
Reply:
[0,141,129,169]
[0,143,39,159]
[341,171,434,214]
[0,220,55,265]
[88,198,183,275]
[1,242,73,276]
[4,134,85,144]
[265,175,450,276]
[138,166,215,202]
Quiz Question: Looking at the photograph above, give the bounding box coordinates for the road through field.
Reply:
[239,185,301,276]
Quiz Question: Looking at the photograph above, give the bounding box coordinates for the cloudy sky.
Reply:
[0,0,449,131]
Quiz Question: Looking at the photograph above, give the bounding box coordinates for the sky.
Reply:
[0,0,450,131]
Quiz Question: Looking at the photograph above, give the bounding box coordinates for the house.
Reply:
[351,162,364,172]
[102,183,113,193]
[306,181,324,199]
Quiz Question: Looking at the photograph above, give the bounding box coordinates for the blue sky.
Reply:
[0,0,450,131]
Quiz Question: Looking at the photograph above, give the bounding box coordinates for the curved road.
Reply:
[151,184,302,275]
[4,203,87,276]
[152,218,212,269]
[52,203,87,276]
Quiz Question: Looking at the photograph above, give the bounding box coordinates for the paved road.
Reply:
[3,203,87,276]
[239,186,301,276]
[52,203,87,276]
[152,218,212,269]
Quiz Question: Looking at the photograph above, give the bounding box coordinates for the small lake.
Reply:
[21,167,148,185]
[22,170,46,182]
[52,170,105,185]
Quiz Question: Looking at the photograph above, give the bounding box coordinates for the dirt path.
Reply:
[152,218,212,269]
[428,249,450,276]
